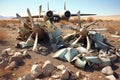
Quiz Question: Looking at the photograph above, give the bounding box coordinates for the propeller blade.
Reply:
[71,35,82,45]
[77,11,81,28]
[39,5,42,19]
[64,1,66,10]
[27,8,34,27]
[47,2,49,10]
[16,13,30,29]
[88,28,107,31]
[32,33,38,51]
[86,36,91,51]
[26,32,33,44]
[86,21,97,28]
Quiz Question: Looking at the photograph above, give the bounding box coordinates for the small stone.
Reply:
[38,46,47,52]
[101,66,113,75]
[109,54,117,62]
[61,69,70,80]
[35,79,41,80]
[42,60,55,77]
[0,58,8,67]
[57,64,66,71]
[76,71,83,78]
[31,63,42,78]
[0,57,2,61]
[106,75,116,80]
[17,77,22,80]
[75,71,85,79]
[51,74,60,79]
[22,73,34,80]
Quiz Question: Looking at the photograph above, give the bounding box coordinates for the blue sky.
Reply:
[0,0,120,17]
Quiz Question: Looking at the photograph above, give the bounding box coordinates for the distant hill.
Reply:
[0,15,14,20]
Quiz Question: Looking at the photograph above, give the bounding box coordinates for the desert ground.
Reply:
[0,15,120,80]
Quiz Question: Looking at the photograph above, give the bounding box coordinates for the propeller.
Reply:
[71,10,91,50]
[27,8,39,51]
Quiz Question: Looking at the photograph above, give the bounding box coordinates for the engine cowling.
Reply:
[44,10,53,21]
[59,10,71,20]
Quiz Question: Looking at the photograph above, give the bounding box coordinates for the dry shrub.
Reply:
[0,20,20,27]
[96,19,103,22]
[0,20,7,27]
[0,30,7,41]
[60,20,68,24]
[86,17,94,22]
[69,17,87,23]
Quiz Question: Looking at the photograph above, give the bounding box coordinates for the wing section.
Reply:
[71,14,96,16]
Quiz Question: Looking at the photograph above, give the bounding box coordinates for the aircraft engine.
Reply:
[59,10,71,20]
[46,11,53,18]
[44,10,53,21]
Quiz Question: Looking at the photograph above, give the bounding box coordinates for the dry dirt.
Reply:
[0,17,120,80]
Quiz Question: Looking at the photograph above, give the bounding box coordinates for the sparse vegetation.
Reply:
[86,17,94,22]
[0,30,7,41]
[69,17,87,23]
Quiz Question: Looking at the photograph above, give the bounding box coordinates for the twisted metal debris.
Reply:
[16,7,120,70]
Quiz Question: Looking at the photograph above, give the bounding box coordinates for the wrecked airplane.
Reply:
[15,6,120,71]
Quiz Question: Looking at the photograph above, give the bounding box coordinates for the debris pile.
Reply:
[17,60,88,80]
[15,9,120,69]
[0,48,30,70]
[14,8,120,80]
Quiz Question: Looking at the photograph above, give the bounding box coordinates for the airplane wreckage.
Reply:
[15,5,120,70]
[19,2,96,22]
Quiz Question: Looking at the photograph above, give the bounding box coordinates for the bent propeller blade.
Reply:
[27,8,34,27]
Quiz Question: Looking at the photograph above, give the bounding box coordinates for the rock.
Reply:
[31,63,42,78]
[38,46,47,52]
[35,79,41,80]
[0,58,9,67]
[4,61,16,70]
[75,71,84,79]
[101,66,113,75]
[17,77,22,80]
[0,57,2,62]
[42,60,55,77]
[51,74,60,79]
[76,71,80,78]
[57,64,66,71]
[37,46,48,55]
[109,54,117,62]
[61,69,70,80]
[49,78,61,80]
[105,75,116,80]
[22,73,34,80]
